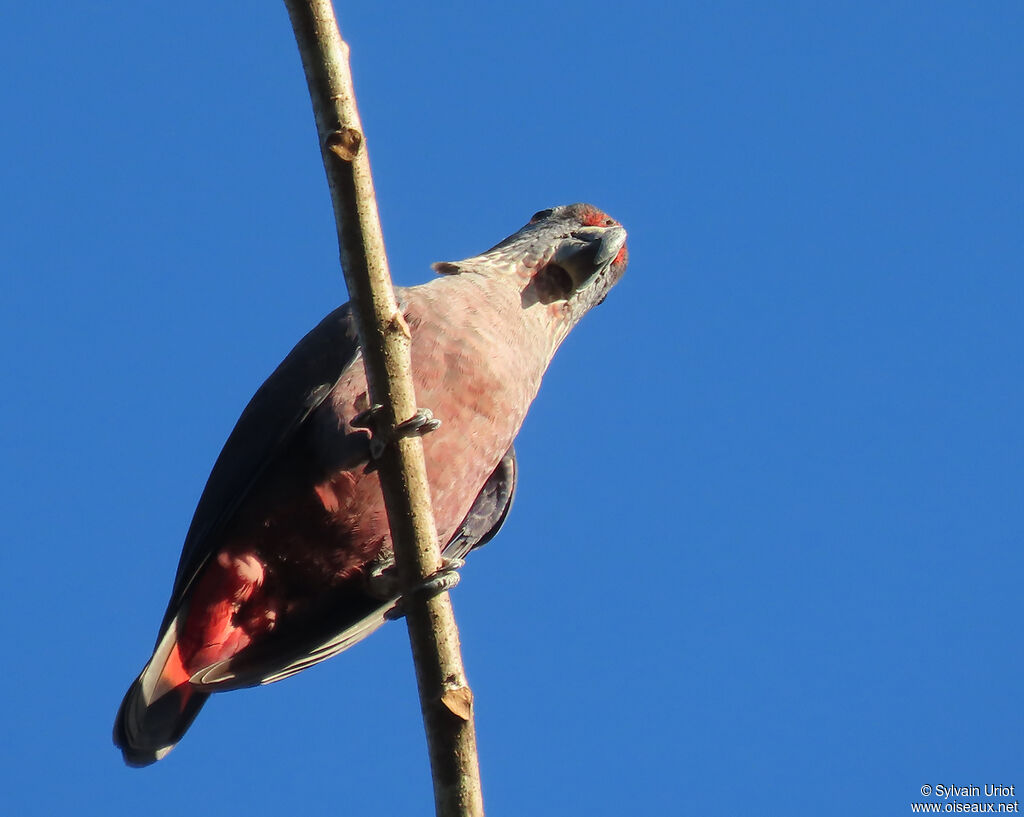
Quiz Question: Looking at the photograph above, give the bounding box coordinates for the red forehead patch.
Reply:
[582,207,615,227]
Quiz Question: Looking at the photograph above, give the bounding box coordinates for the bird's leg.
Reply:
[351,404,442,460]
[383,558,466,620]
[364,551,399,600]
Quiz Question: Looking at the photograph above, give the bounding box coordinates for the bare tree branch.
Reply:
[282,2,484,815]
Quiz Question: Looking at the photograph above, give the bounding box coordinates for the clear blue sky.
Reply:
[2,3,1021,815]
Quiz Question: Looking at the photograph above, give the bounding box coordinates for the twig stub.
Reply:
[441,686,474,721]
[326,126,363,162]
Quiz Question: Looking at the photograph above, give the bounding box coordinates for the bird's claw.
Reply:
[350,403,382,430]
[384,558,465,621]
[395,407,442,437]
[351,404,441,460]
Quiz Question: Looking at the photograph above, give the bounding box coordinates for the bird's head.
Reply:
[433,203,628,328]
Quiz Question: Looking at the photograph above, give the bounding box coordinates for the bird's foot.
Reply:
[351,404,442,459]
[364,553,399,600]
[384,558,466,620]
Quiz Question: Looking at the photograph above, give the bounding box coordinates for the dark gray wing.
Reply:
[194,446,519,689]
[443,445,518,559]
[157,303,365,638]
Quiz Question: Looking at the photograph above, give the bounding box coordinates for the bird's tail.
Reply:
[113,617,209,767]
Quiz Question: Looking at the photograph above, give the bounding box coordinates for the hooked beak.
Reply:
[552,225,628,290]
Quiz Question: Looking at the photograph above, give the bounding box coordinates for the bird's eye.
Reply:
[604,218,615,226]
[530,208,554,223]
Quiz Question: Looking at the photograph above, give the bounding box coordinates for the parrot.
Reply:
[114,203,628,766]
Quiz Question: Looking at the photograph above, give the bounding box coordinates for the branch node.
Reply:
[441,685,474,721]
[326,127,363,161]
[389,309,412,340]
